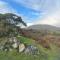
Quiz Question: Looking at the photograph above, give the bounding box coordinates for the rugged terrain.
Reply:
[0,13,60,60]
[21,27,60,48]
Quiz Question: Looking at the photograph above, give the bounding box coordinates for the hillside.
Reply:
[28,24,60,31]
[0,36,60,60]
[21,27,60,48]
[0,13,60,60]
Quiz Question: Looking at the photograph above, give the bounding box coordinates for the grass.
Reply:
[17,36,36,45]
[0,36,60,60]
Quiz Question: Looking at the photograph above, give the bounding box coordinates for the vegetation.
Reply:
[0,13,26,37]
[0,13,60,60]
[21,29,60,48]
[0,36,60,60]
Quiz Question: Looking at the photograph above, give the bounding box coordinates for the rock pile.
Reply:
[0,37,39,55]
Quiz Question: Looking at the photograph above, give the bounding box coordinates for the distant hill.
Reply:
[28,24,60,31]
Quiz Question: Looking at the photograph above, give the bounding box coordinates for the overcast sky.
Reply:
[0,0,60,27]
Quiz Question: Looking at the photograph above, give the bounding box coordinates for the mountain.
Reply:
[28,24,60,31]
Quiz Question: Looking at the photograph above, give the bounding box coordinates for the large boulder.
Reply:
[24,45,39,55]
[18,43,25,53]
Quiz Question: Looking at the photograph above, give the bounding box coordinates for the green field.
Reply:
[0,36,60,60]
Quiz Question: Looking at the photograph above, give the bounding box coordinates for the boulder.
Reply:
[24,45,39,55]
[12,43,18,49]
[19,43,25,53]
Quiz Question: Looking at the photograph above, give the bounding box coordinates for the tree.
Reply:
[0,13,27,37]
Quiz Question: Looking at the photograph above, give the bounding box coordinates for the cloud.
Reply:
[13,0,59,12]
[27,23,33,26]
[34,11,60,27]
[0,1,18,14]
[0,1,26,21]
[5,0,60,27]
[14,0,60,27]
[0,1,29,26]
[13,0,40,11]
[0,0,60,28]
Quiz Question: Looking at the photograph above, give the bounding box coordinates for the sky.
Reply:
[0,0,60,27]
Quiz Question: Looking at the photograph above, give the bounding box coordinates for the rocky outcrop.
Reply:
[0,37,39,55]
[2,37,20,51]
[11,37,20,49]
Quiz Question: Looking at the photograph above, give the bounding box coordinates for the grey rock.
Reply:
[24,45,39,55]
